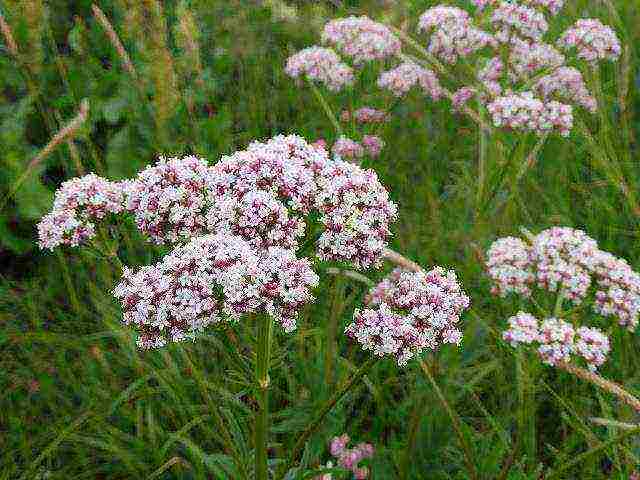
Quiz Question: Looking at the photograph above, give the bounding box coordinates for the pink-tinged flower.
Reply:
[362,135,385,157]
[315,160,397,269]
[113,233,319,348]
[330,434,350,457]
[523,0,565,15]
[124,155,210,244]
[37,208,96,250]
[487,227,640,333]
[418,6,470,32]
[352,107,388,124]
[321,16,401,64]
[575,326,610,370]
[346,267,470,366]
[452,87,477,111]
[332,136,364,160]
[503,311,539,346]
[486,91,573,137]
[537,317,575,366]
[591,251,640,331]
[327,435,374,478]
[419,6,496,64]
[491,1,548,42]
[509,39,565,80]
[285,46,354,91]
[207,190,306,250]
[377,62,442,99]
[37,173,125,250]
[501,312,610,370]
[531,227,600,303]
[535,67,597,112]
[486,236,535,297]
[205,135,396,270]
[558,19,621,63]
[312,139,328,151]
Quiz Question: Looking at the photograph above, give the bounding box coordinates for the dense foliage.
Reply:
[2,0,640,478]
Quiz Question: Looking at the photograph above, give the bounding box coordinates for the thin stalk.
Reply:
[515,351,536,473]
[277,356,379,480]
[557,362,640,412]
[308,81,343,136]
[325,275,345,386]
[255,315,274,480]
[515,133,548,182]
[476,94,488,214]
[418,360,480,480]
[382,248,423,273]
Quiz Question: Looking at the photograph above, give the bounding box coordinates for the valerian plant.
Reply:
[37,134,471,479]
[486,226,640,410]
[284,1,624,215]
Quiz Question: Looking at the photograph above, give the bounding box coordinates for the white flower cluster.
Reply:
[124,155,210,244]
[37,174,125,250]
[557,19,621,63]
[509,39,565,80]
[486,227,640,330]
[487,91,573,137]
[346,268,470,366]
[285,46,354,91]
[315,160,398,269]
[491,1,548,42]
[503,312,610,370]
[206,135,398,269]
[535,67,597,112]
[419,6,496,64]
[322,16,401,64]
[377,62,442,99]
[113,233,319,348]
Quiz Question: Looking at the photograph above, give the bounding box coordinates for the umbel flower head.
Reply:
[346,267,470,366]
[285,46,354,91]
[206,134,398,269]
[37,173,126,250]
[503,312,610,370]
[123,155,210,244]
[486,227,640,331]
[113,233,319,348]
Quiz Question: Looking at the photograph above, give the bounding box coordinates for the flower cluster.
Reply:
[315,160,397,269]
[558,19,621,63]
[509,39,565,80]
[503,312,610,370]
[332,136,364,161]
[419,6,496,64]
[341,107,388,124]
[491,1,548,42]
[124,155,210,244]
[321,16,401,64]
[487,91,573,136]
[206,135,397,269]
[486,227,640,330]
[377,62,442,99]
[346,267,470,366]
[535,67,597,112]
[37,174,125,250]
[113,233,319,348]
[285,46,354,91]
[317,434,374,480]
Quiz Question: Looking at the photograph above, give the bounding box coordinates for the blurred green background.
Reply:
[1,0,640,478]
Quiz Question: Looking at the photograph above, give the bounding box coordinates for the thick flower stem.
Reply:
[255,315,273,480]
[276,356,379,480]
[557,362,640,412]
[308,80,343,136]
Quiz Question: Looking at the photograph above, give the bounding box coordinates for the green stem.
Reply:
[476,95,488,214]
[255,315,273,480]
[276,356,379,480]
[418,360,480,480]
[308,81,343,136]
[515,351,536,473]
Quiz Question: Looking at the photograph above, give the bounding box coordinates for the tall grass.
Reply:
[1,0,640,478]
